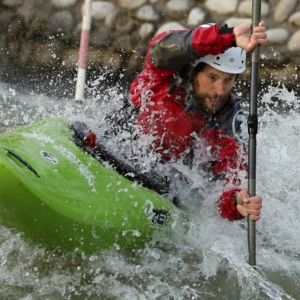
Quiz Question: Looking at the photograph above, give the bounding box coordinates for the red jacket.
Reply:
[129,24,246,221]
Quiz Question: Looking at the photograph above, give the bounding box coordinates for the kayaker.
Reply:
[106,21,267,222]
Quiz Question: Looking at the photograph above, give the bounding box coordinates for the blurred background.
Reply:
[1,0,300,95]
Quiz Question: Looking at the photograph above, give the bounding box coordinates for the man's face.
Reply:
[192,65,236,115]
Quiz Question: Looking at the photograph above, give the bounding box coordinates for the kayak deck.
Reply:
[0,118,187,253]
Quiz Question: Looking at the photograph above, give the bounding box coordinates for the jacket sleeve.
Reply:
[219,189,244,221]
[149,23,236,71]
[201,129,247,221]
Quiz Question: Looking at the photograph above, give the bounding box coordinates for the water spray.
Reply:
[212,95,221,114]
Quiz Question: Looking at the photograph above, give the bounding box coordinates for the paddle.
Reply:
[247,0,261,267]
[75,0,92,102]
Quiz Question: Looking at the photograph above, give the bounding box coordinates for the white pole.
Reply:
[75,0,92,102]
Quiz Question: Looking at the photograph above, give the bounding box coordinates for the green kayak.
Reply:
[0,118,187,253]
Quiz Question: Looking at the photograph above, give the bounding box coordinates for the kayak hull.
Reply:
[0,118,187,253]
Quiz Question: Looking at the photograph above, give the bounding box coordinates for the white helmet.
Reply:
[191,47,246,74]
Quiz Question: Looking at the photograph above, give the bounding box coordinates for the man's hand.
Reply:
[236,189,263,221]
[233,21,267,52]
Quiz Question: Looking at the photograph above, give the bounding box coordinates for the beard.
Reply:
[191,81,232,116]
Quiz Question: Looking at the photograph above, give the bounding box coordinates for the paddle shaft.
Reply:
[247,0,261,266]
[75,0,92,102]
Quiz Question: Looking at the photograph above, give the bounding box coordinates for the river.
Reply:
[0,67,299,299]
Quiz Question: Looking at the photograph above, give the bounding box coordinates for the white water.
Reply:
[0,74,300,299]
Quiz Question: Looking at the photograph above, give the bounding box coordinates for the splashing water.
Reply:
[212,95,221,115]
[0,73,300,299]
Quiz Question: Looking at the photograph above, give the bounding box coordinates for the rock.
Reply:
[81,49,122,73]
[90,31,115,48]
[51,0,77,9]
[17,0,39,23]
[288,30,300,52]
[7,40,21,59]
[47,11,74,35]
[238,1,270,18]
[260,65,300,87]
[126,39,148,72]
[114,36,137,54]
[136,5,160,22]
[99,52,123,73]
[105,10,118,28]
[109,52,124,70]
[139,23,155,39]
[224,17,251,28]
[205,0,238,15]
[115,16,138,35]
[289,12,300,26]
[6,16,25,41]
[0,34,7,61]
[18,0,53,25]
[155,22,187,36]
[267,28,290,44]
[187,7,206,27]
[34,41,62,67]
[127,51,145,72]
[0,10,15,31]
[61,48,79,69]
[87,1,116,21]
[19,41,35,65]
[2,0,23,7]
[25,17,47,40]
[274,0,298,23]
[165,0,192,19]
[118,0,147,10]
[260,49,288,68]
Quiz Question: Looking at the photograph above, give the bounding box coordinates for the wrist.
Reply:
[218,24,236,48]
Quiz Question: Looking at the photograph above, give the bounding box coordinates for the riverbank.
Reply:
[1,0,300,92]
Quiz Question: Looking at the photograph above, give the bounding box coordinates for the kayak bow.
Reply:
[0,117,187,253]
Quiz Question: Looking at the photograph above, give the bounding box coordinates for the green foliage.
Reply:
[59,33,74,46]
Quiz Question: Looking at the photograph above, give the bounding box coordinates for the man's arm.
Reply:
[201,128,249,221]
[148,24,235,71]
[148,21,267,71]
